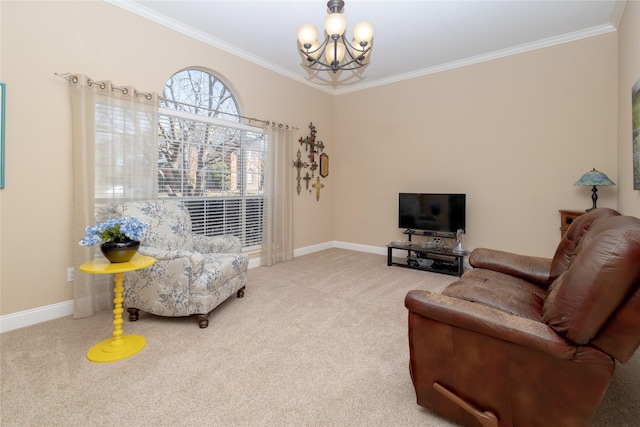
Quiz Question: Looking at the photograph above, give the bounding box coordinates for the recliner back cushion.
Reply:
[548,208,620,285]
[542,216,640,344]
[108,200,195,251]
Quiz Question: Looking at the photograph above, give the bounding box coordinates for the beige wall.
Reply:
[617,0,640,217]
[0,1,637,317]
[334,33,619,257]
[0,1,333,316]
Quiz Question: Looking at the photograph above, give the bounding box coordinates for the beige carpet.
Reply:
[1,248,638,426]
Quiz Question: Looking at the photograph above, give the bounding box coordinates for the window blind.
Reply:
[158,110,265,250]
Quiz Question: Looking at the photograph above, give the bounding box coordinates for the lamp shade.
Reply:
[297,24,318,46]
[352,21,374,44]
[324,12,347,36]
[325,40,346,63]
[574,168,615,186]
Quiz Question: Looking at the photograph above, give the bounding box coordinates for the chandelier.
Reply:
[297,0,374,73]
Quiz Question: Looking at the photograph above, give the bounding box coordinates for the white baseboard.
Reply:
[248,257,262,269]
[0,300,74,333]
[333,240,386,255]
[294,241,334,257]
[0,241,426,333]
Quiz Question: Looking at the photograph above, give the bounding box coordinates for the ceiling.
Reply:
[110,0,625,95]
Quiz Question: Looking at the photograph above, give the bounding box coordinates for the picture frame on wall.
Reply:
[633,78,640,191]
[0,82,5,189]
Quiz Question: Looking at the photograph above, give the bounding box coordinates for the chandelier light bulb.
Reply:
[297,24,318,46]
[352,21,374,44]
[324,12,347,36]
[325,40,346,63]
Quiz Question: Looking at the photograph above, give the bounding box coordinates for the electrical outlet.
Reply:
[433,237,442,245]
[67,267,75,282]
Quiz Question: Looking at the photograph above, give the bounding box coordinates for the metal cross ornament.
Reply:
[292,149,309,195]
[312,177,324,201]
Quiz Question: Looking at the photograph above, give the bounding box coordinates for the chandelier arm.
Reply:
[302,35,331,57]
[300,35,333,69]
[299,51,367,72]
[299,46,369,72]
[303,54,368,72]
[299,50,333,70]
[341,35,371,61]
[342,36,369,53]
[303,62,367,72]
[329,57,367,70]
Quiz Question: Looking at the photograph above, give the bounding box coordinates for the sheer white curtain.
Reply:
[261,122,294,266]
[68,74,158,318]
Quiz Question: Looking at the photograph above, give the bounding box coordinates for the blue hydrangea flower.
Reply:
[79,217,149,246]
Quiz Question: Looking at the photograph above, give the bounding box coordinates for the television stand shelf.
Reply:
[387,231,467,277]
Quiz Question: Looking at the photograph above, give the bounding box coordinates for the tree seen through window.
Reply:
[159,68,265,249]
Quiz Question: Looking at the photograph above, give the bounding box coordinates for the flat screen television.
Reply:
[399,193,466,235]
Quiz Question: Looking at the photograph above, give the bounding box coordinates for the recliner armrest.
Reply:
[192,234,242,253]
[139,247,205,273]
[405,290,576,360]
[470,248,552,287]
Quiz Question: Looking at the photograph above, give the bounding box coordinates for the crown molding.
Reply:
[106,1,619,96]
[105,0,335,95]
[334,23,618,95]
[610,0,627,28]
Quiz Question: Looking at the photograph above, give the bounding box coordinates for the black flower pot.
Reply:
[100,240,140,263]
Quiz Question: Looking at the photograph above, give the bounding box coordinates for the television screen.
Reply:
[399,193,466,233]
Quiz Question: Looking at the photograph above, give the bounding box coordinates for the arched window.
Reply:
[159,68,265,250]
[161,68,241,122]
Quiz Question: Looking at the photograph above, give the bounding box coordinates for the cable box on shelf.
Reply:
[404,229,456,239]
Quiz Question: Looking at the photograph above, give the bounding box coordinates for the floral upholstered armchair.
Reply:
[102,199,248,328]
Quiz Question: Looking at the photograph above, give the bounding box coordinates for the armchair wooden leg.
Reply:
[433,382,499,427]
[127,308,140,322]
[237,286,245,298]
[196,313,210,329]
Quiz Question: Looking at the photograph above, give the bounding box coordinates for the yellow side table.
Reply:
[80,255,155,363]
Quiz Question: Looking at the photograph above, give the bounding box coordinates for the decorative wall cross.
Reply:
[292,149,309,195]
[294,122,329,201]
[298,122,323,178]
[303,172,312,191]
[312,177,324,202]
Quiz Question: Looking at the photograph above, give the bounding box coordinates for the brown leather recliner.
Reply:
[405,208,640,427]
